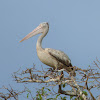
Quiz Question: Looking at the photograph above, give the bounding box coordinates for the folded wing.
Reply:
[45,48,72,67]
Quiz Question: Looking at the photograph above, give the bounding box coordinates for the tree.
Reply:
[0,58,100,100]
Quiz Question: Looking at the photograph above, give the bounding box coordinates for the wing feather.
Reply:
[45,48,72,67]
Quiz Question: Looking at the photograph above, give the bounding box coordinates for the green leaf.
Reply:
[27,93,29,98]
[42,87,45,90]
[56,94,60,98]
[36,90,40,95]
[47,88,51,91]
[82,91,88,96]
[47,98,53,100]
[70,96,73,100]
[74,98,77,100]
[38,94,42,100]
[61,96,66,100]
[63,84,66,88]
[62,97,66,100]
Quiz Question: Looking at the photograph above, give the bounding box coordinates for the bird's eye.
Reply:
[40,22,48,28]
[46,23,49,26]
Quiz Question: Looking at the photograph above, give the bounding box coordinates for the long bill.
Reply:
[20,25,43,42]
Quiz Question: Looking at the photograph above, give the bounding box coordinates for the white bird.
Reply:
[20,22,75,76]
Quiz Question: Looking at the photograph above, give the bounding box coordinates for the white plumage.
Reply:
[20,22,75,76]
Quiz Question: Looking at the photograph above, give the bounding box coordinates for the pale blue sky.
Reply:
[0,0,100,99]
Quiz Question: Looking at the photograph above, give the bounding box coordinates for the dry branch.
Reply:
[1,59,100,100]
[12,60,100,100]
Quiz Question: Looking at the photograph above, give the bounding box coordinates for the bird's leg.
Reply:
[55,63,64,78]
[58,71,64,94]
[60,71,64,79]
[55,65,58,71]
[54,64,59,72]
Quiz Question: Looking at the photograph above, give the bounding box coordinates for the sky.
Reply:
[0,0,100,99]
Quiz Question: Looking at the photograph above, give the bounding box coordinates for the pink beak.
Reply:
[20,25,43,42]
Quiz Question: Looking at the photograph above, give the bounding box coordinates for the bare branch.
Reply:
[0,86,25,100]
[1,59,100,99]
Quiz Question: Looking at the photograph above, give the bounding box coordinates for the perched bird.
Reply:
[20,22,76,76]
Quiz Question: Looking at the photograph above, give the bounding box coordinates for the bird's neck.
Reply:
[36,32,47,50]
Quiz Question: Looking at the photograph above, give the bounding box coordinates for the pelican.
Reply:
[20,22,75,76]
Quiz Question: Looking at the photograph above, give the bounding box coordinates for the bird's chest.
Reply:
[37,49,57,68]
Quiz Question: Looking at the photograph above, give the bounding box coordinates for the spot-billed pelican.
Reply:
[20,22,75,76]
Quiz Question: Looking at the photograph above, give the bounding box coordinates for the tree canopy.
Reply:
[0,59,100,100]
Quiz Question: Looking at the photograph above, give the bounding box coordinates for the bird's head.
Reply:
[20,22,49,42]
